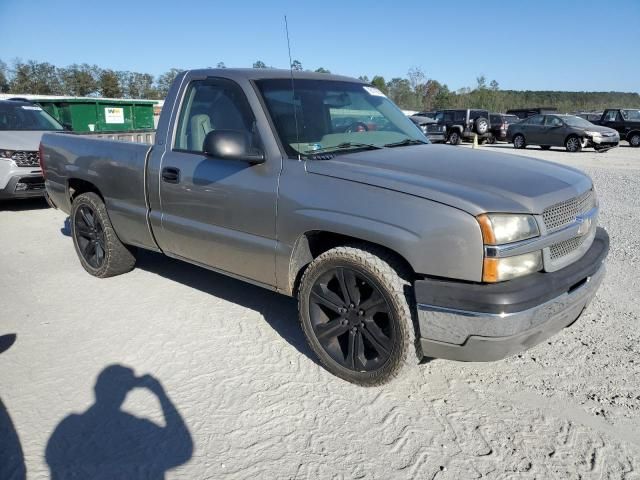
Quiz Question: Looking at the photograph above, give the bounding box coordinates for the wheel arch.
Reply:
[626,129,640,141]
[288,230,415,297]
[67,178,104,204]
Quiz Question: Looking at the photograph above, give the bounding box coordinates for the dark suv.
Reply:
[433,109,492,145]
[488,113,521,143]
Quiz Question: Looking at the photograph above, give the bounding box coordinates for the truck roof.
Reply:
[186,68,366,83]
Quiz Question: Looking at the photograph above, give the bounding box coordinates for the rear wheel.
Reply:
[513,134,526,149]
[629,133,640,147]
[71,192,137,278]
[298,246,418,386]
[448,131,461,145]
[565,135,582,153]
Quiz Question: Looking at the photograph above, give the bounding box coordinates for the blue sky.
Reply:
[2,0,639,92]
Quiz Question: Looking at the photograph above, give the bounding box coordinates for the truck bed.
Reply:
[42,132,156,249]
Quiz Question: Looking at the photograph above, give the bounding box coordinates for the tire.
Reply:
[71,192,137,278]
[298,245,418,386]
[474,117,489,135]
[513,134,526,149]
[629,133,640,147]
[448,131,461,145]
[540,145,551,150]
[565,135,582,153]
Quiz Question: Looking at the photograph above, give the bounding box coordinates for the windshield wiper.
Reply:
[304,142,383,154]
[383,138,429,148]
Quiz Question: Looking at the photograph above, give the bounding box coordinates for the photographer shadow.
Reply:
[45,364,193,480]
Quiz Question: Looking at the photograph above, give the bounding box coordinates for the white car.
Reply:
[0,100,64,200]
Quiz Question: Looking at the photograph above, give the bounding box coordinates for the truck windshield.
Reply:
[0,103,64,131]
[255,79,427,157]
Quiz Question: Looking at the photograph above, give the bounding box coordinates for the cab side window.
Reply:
[525,115,544,126]
[174,79,256,153]
[603,110,618,122]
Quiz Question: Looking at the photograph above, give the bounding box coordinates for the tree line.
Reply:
[1,59,638,113]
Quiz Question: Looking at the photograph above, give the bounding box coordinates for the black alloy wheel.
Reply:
[74,205,106,269]
[308,266,394,372]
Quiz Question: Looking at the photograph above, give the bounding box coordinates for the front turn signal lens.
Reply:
[483,251,543,282]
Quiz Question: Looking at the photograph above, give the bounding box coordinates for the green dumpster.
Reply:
[35,98,157,133]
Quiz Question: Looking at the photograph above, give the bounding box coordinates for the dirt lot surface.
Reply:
[1,143,639,479]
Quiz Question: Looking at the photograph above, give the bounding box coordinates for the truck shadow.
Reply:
[0,198,49,211]
[135,250,319,367]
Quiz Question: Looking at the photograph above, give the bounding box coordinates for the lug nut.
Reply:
[358,310,364,316]
[349,303,355,308]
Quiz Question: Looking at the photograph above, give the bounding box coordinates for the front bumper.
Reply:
[415,227,609,361]
[0,174,45,199]
[427,133,446,143]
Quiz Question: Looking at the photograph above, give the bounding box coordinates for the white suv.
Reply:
[0,100,64,200]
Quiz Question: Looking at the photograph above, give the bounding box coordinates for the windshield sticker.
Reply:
[363,86,386,97]
[21,105,42,111]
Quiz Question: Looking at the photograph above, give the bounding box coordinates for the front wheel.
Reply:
[565,135,582,153]
[298,246,418,386]
[513,134,526,149]
[71,192,137,278]
[629,133,640,147]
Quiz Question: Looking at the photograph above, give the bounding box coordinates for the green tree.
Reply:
[10,60,62,94]
[291,60,303,71]
[371,76,387,94]
[156,68,182,98]
[253,60,267,69]
[98,69,122,97]
[386,78,416,109]
[314,67,331,74]
[0,59,9,93]
[59,64,98,96]
[216,62,226,69]
[490,79,499,91]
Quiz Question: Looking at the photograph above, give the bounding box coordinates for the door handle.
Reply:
[162,167,180,184]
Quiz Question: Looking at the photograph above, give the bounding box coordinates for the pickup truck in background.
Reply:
[41,69,609,385]
[592,108,640,147]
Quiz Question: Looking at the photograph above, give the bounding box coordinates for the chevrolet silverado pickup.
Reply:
[41,69,609,385]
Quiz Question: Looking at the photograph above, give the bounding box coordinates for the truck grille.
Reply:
[542,189,595,232]
[11,151,40,168]
[549,235,588,260]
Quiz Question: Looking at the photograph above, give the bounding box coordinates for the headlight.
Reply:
[477,214,539,245]
[483,251,543,282]
[477,214,542,282]
[0,150,15,159]
[585,131,601,137]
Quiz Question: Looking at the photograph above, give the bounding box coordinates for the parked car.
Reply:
[432,109,492,145]
[488,113,521,143]
[41,69,608,385]
[591,108,640,147]
[0,100,64,200]
[506,107,558,120]
[507,114,619,152]
[574,112,603,122]
[409,114,446,143]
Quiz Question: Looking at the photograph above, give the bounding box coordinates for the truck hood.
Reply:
[305,144,592,215]
[0,130,52,151]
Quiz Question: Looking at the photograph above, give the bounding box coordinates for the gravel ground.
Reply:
[1,143,639,479]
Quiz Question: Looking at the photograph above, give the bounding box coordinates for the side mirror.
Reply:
[203,130,264,164]
[62,123,73,131]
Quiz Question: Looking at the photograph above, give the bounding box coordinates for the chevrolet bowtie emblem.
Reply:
[576,215,592,237]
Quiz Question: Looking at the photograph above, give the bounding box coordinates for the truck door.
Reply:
[154,77,279,287]
[600,109,622,133]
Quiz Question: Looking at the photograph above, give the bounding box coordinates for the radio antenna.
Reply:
[284,15,301,160]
